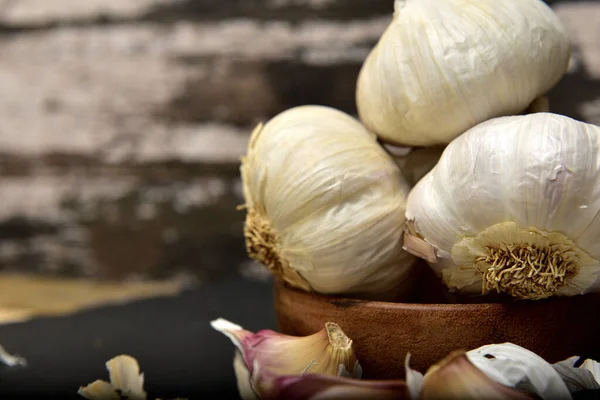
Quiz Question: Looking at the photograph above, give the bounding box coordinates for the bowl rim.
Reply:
[274,278,600,311]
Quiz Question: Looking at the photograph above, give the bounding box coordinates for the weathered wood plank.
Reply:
[0,175,247,281]
[0,19,386,162]
[0,0,175,25]
[0,0,394,28]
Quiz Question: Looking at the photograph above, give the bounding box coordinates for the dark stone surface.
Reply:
[0,278,276,399]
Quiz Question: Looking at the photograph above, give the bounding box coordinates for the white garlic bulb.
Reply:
[241,105,415,299]
[356,0,571,147]
[405,113,600,300]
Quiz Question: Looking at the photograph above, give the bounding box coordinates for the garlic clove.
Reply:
[420,350,535,400]
[78,355,147,400]
[466,343,572,399]
[269,374,409,400]
[211,318,361,399]
[357,0,571,147]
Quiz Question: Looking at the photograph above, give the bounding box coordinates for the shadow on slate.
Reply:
[0,278,276,399]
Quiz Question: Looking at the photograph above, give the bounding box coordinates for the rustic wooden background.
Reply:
[0,0,597,285]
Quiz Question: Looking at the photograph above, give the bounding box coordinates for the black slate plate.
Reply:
[0,278,276,399]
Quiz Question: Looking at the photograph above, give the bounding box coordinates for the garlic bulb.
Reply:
[356,0,570,147]
[405,113,600,300]
[241,105,414,299]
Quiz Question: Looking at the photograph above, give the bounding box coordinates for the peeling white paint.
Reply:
[0,0,181,25]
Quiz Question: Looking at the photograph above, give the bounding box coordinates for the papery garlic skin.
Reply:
[234,351,260,400]
[404,354,424,400]
[356,0,570,146]
[78,355,147,400]
[405,113,600,299]
[241,105,414,299]
[552,356,600,393]
[581,359,600,386]
[0,344,26,367]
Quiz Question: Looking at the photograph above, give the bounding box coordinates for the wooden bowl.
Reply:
[274,277,600,379]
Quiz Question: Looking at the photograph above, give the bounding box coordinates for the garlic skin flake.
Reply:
[404,354,424,400]
[241,105,414,299]
[78,355,147,400]
[356,0,570,147]
[467,343,572,400]
[553,356,600,392]
[211,318,361,399]
[0,344,26,367]
[581,359,600,385]
[405,113,600,299]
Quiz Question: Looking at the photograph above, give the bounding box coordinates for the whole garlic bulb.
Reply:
[241,105,414,299]
[356,0,571,147]
[405,113,600,300]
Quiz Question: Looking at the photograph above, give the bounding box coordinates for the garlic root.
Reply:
[244,207,311,291]
[475,242,578,300]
